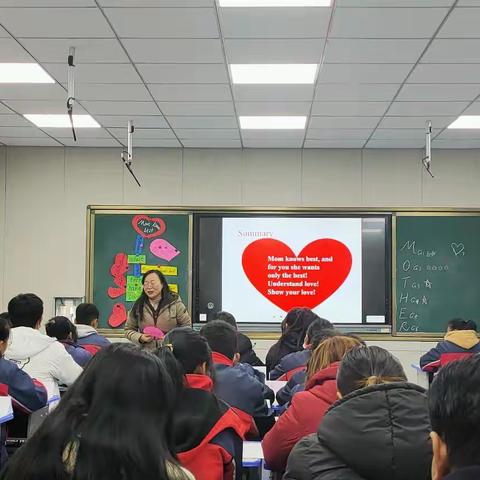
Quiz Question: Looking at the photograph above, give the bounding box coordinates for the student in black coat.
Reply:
[429,355,480,480]
[285,346,432,480]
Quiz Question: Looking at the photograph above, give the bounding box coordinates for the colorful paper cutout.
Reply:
[108,286,126,299]
[144,326,165,340]
[128,255,146,264]
[110,253,128,277]
[132,215,166,239]
[150,238,180,262]
[170,284,178,293]
[141,265,178,276]
[108,303,127,328]
[135,234,144,255]
[133,264,141,277]
[126,275,143,302]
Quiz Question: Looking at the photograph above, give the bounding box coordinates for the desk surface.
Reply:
[243,441,263,468]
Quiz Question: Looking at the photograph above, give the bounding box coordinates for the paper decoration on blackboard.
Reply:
[126,275,143,302]
[170,284,178,293]
[132,215,166,239]
[108,303,127,328]
[135,235,144,255]
[141,265,178,276]
[150,238,180,261]
[133,264,141,277]
[128,255,146,264]
[108,286,126,299]
[110,253,128,277]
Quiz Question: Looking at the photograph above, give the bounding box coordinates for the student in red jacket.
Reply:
[159,327,246,480]
[262,335,362,474]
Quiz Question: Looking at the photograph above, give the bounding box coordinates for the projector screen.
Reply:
[194,215,390,326]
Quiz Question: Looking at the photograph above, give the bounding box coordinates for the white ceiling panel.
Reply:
[304,139,366,148]
[182,139,241,148]
[326,39,429,63]
[82,101,159,115]
[461,101,480,115]
[378,115,457,129]
[0,26,8,37]
[220,7,330,38]
[0,84,66,101]
[233,85,314,102]
[18,38,128,63]
[438,7,480,38]
[0,38,34,62]
[0,103,14,114]
[331,7,447,38]
[366,139,425,148]
[132,139,181,147]
[423,39,480,63]
[336,1,454,6]
[42,127,113,139]
[62,138,121,147]
[409,64,480,84]
[123,39,224,63]
[109,127,175,139]
[306,128,372,140]
[0,0,95,5]
[236,101,311,115]
[104,8,218,38]
[241,130,304,140]
[95,115,168,128]
[312,101,389,116]
[315,84,399,102]
[243,138,303,148]
[371,128,439,140]
[42,63,141,84]
[167,116,238,128]
[0,115,31,127]
[74,84,150,102]
[432,139,480,148]
[158,102,235,116]
[436,129,480,139]
[225,39,324,63]
[176,129,239,139]
[0,137,61,146]
[309,116,381,129]
[319,64,411,84]
[457,0,480,4]
[149,84,231,102]
[398,84,480,102]
[0,8,113,38]
[137,64,228,84]
[388,101,469,116]
[3,100,87,114]
[98,0,213,6]
[0,126,47,137]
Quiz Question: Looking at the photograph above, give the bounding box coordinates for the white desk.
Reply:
[411,363,430,389]
[242,441,270,480]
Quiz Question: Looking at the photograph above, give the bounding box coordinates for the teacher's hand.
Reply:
[140,334,154,344]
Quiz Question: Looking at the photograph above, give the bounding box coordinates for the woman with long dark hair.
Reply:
[0,343,194,480]
[125,269,191,350]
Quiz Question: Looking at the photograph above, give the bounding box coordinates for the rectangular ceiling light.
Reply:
[230,64,318,84]
[24,114,100,128]
[219,0,331,6]
[448,116,480,129]
[0,63,54,84]
[239,116,307,129]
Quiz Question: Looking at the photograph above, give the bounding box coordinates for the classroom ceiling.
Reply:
[0,0,480,149]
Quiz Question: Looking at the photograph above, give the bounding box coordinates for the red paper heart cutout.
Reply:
[242,238,352,312]
[132,215,166,239]
[108,286,126,299]
[108,303,127,328]
[110,253,128,277]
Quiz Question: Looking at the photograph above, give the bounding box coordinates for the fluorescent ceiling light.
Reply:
[239,116,307,129]
[230,64,317,84]
[448,116,480,129]
[219,0,331,6]
[0,63,54,84]
[24,114,100,128]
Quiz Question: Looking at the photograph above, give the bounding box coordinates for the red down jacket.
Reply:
[262,362,339,473]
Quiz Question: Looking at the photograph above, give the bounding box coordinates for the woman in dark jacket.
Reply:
[285,346,432,480]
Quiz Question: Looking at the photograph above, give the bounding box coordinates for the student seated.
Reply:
[270,317,335,380]
[212,311,264,366]
[420,318,480,372]
[159,327,245,480]
[45,316,92,367]
[0,343,193,480]
[74,303,110,354]
[200,320,275,438]
[5,294,82,398]
[0,314,47,469]
[285,346,432,480]
[429,356,480,480]
[266,308,321,375]
[262,336,361,473]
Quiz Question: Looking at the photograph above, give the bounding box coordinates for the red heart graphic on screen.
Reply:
[242,238,352,312]
[132,215,166,239]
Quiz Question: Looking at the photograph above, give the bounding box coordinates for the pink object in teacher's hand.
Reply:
[143,326,165,339]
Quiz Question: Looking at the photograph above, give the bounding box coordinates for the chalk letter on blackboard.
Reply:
[399,307,407,320]
[401,276,410,288]
[400,240,417,253]
[399,292,408,304]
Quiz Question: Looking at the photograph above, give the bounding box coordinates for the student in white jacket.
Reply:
[5,294,82,399]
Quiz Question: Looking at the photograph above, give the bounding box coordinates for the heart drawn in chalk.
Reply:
[451,242,465,257]
[242,238,352,312]
[132,215,166,239]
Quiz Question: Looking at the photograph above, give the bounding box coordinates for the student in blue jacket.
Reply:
[74,303,110,354]
[0,313,47,467]
[420,318,480,372]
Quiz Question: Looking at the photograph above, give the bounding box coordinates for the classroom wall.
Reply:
[1,145,479,379]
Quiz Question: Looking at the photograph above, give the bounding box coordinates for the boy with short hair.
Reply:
[429,355,480,479]
[75,303,110,354]
[200,320,275,438]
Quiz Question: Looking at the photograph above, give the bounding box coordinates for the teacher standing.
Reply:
[125,270,191,350]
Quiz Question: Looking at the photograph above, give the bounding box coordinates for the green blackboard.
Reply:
[88,210,191,330]
[395,215,480,334]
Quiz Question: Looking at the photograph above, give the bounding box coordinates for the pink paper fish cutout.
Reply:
[150,239,180,262]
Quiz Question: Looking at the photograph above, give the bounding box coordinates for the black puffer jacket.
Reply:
[284,382,431,480]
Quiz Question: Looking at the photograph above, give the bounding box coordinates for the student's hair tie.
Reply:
[163,343,174,352]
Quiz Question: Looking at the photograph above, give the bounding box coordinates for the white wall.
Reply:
[1,145,479,381]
